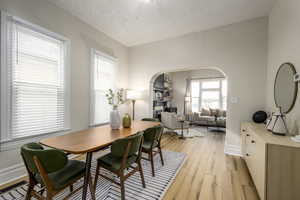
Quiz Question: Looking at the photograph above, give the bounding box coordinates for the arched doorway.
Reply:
[149,67,227,131]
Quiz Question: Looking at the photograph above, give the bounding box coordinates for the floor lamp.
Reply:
[183,95,191,115]
[126,90,142,120]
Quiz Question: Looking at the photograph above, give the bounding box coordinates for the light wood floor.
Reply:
[161,131,260,200]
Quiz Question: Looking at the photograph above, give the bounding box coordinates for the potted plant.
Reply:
[105,88,125,129]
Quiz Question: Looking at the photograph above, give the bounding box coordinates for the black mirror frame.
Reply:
[274,62,298,114]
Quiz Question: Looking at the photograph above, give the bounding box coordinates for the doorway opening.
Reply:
[150,68,227,134]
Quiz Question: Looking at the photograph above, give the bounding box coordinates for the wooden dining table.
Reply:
[40,120,160,200]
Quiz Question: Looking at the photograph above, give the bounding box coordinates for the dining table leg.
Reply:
[82,152,94,200]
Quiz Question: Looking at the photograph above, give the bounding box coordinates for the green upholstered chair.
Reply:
[93,132,145,200]
[141,125,164,177]
[141,118,160,122]
[21,143,95,200]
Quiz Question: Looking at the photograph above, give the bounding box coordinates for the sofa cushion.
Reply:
[200,108,211,116]
[217,117,226,126]
[197,116,215,122]
[219,110,226,117]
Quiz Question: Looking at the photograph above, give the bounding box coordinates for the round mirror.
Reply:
[274,63,298,114]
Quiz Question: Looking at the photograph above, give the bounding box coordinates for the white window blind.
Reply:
[90,49,117,126]
[1,13,70,142]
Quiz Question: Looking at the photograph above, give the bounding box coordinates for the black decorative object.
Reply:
[252,111,268,123]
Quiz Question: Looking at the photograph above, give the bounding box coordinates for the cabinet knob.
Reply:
[242,129,246,132]
[246,134,250,136]
[251,140,255,144]
[246,153,250,156]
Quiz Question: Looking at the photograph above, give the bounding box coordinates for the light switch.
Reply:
[230,97,238,104]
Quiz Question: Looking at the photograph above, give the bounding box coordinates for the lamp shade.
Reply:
[185,96,190,102]
[126,90,143,100]
[272,116,288,135]
[266,107,289,135]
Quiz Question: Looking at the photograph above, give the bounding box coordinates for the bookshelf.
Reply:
[152,73,173,120]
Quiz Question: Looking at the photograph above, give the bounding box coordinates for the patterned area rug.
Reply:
[0,150,186,200]
[171,126,206,138]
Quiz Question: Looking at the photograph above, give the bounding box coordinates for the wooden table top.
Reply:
[243,122,300,148]
[40,121,160,154]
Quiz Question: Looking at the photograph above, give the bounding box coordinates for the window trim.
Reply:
[0,11,71,150]
[89,48,118,127]
[191,78,226,112]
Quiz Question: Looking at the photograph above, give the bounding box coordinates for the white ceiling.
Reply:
[47,0,275,46]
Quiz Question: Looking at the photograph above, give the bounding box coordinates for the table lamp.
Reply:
[183,95,190,115]
[126,90,143,120]
[266,107,288,135]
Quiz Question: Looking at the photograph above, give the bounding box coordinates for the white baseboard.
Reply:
[0,163,26,186]
[224,143,242,156]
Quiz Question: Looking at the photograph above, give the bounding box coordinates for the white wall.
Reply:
[267,0,300,134]
[128,17,268,155]
[170,69,225,114]
[0,0,129,184]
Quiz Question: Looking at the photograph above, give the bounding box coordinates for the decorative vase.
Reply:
[122,113,132,128]
[110,107,121,129]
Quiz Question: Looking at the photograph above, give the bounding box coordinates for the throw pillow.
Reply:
[209,108,220,117]
[221,110,227,117]
[218,110,224,117]
[200,108,211,116]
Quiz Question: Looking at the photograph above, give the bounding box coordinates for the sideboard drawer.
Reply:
[242,127,266,200]
[247,132,266,200]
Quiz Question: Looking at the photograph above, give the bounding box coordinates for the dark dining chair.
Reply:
[21,142,95,200]
[141,125,164,177]
[93,132,145,200]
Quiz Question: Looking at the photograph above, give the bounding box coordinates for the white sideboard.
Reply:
[241,122,300,200]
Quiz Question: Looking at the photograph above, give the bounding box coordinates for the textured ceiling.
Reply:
[47,0,275,46]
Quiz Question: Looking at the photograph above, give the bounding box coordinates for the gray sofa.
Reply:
[185,108,226,128]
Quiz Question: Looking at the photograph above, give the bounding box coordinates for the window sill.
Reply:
[0,129,71,152]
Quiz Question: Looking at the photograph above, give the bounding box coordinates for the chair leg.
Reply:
[158,146,164,166]
[137,160,146,188]
[25,178,34,200]
[40,188,45,196]
[120,176,126,200]
[93,163,100,193]
[149,152,155,177]
[46,193,53,200]
[69,184,73,192]
[89,175,96,200]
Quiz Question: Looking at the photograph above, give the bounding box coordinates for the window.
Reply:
[191,81,200,113]
[90,49,117,126]
[1,12,70,142]
[191,79,227,112]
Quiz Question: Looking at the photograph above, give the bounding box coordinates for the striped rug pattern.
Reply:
[0,150,186,200]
